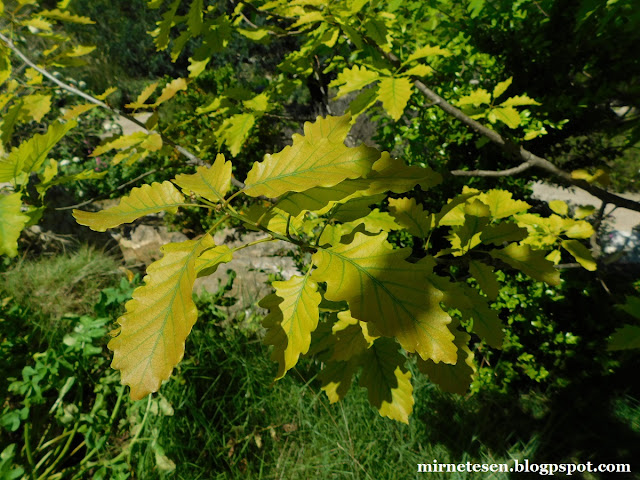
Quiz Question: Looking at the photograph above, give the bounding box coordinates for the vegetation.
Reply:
[1,0,640,477]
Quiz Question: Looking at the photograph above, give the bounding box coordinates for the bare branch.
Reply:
[451,161,534,177]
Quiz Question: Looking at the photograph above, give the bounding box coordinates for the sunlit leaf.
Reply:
[330,65,380,99]
[0,193,29,257]
[388,197,432,238]
[243,115,378,198]
[109,236,214,399]
[490,243,561,286]
[312,231,456,363]
[173,153,231,203]
[377,76,413,121]
[561,239,597,271]
[73,181,185,232]
[548,200,569,216]
[407,45,451,62]
[218,113,255,156]
[195,244,233,277]
[261,274,321,379]
[153,78,187,106]
[492,77,512,100]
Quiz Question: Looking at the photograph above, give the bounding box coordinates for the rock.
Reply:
[114,225,188,264]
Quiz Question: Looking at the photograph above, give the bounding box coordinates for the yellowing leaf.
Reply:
[388,197,432,238]
[244,115,378,198]
[261,274,321,379]
[195,244,233,277]
[319,358,360,403]
[173,153,231,203]
[330,65,380,99]
[500,95,541,107]
[73,181,185,232]
[407,45,451,62]
[364,19,387,46]
[20,94,52,122]
[359,338,414,423]
[0,120,76,181]
[218,113,255,156]
[312,232,456,363]
[468,260,499,300]
[480,222,528,246]
[402,64,433,77]
[153,78,187,106]
[490,243,561,286]
[0,193,29,257]
[418,322,475,394]
[345,209,400,233]
[488,106,521,128]
[331,310,377,361]
[561,239,597,271]
[549,200,569,216]
[62,104,97,120]
[109,236,214,399]
[492,77,512,100]
[39,8,94,24]
[458,88,491,106]
[92,131,146,157]
[377,77,413,121]
[126,82,159,109]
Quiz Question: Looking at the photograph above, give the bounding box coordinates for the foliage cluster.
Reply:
[1,0,640,431]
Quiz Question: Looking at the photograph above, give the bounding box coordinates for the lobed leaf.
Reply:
[468,260,500,301]
[388,197,432,238]
[377,77,413,121]
[608,325,640,351]
[73,181,185,232]
[243,115,379,198]
[0,193,29,257]
[173,154,231,203]
[312,231,456,363]
[490,243,561,286]
[109,236,214,399]
[261,274,322,379]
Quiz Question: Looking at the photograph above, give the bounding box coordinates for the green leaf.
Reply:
[468,260,499,301]
[330,65,380,99]
[261,274,321,379]
[619,296,640,320]
[480,222,528,246]
[218,113,255,156]
[359,338,414,423]
[187,0,203,35]
[490,243,561,286]
[151,0,180,50]
[492,77,512,100]
[73,181,185,232]
[608,325,640,351]
[108,236,214,399]
[364,19,387,46]
[195,245,233,277]
[429,274,503,348]
[312,231,456,363]
[561,239,597,271]
[418,321,475,394]
[319,358,360,403]
[243,115,379,198]
[377,77,413,121]
[172,153,231,203]
[388,197,432,238]
[0,193,29,257]
[0,120,76,181]
[331,310,377,361]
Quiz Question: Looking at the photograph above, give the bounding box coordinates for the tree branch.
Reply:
[0,32,246,192]
[375,46,640,213]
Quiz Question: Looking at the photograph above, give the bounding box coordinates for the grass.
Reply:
[2,250,640,479]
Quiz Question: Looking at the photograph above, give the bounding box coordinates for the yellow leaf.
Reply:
[490,106,521,128]
[0,193,30,257]
[261,274,321,379]
[418,321,475,395]
[73,181,185,232]
[330,65,380,99]
[153,78,187,106]
[243,115,379,198]
[492,77,512,100]
[458,88,491,106]
[125,82,159,109]
[312,231,456,363]
[20,94,51,122]
[173,153,231,203]
[195,244,233,277]
[359,338,414,423]
[407,45,451,62]
[402,64,433,77]
[109,236,214,399]
[388,197,432,238]
[500,95,541,107]
[218,113,255,156]
[561,239,597,271]
[480,222,528,246]
[319,358,360,403]
[39,8,94,24]
[62,104,97,120]
[548,200,568,216]
[490,243,561,286]
[377,76,413,121]
[331,310,377,361]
